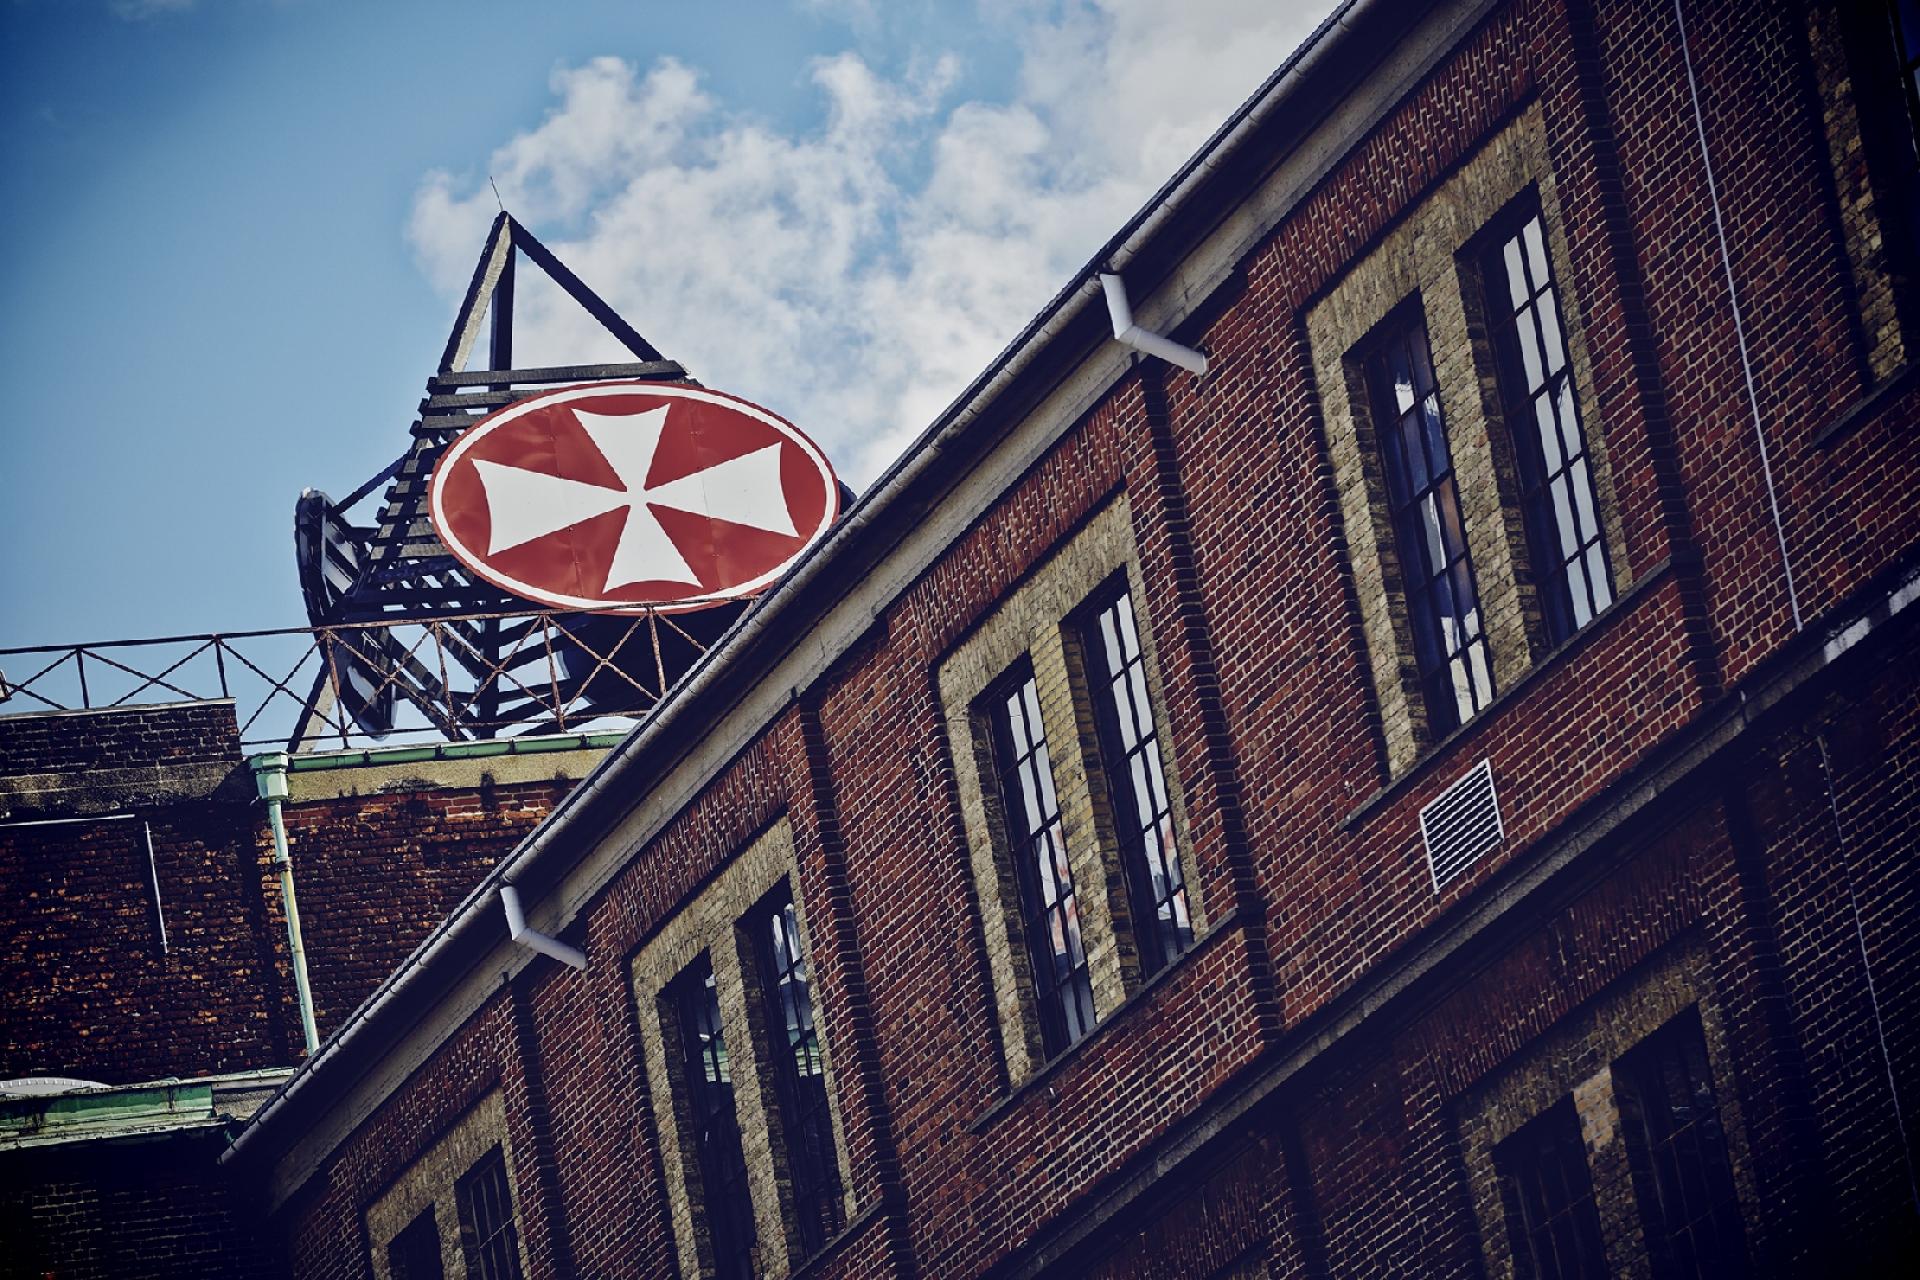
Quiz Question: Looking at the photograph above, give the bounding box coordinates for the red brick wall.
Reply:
[279,779,577,1039]
[271,0,1920,1274]
[0,700,240,791]
[0,802,297,1085]
[0,701,592,1096]
[0,1131,274,1280]
[1737,647,1920,1266]
[0,702,294,1084]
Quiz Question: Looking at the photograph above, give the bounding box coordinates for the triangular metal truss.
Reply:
[291,213,746,746]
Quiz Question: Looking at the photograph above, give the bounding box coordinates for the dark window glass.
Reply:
[987,663,1097,1054]
[1614,1013,1750,1279]
[1484,212,1614,643]
[1078,582,1191,977]
[752,886,845,1255]
[453,1147,522,1280]
[1889,0,1920,164]
[671,955,758,1280]
[388,1208,444,1280]
[1494,1099,1610,1280]
[1366,308,1496,733]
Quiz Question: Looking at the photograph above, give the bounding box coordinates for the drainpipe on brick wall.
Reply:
[498,884,586,971]
[1672,0,1803,631]
[1099,271,1209,375]
[1814,733,1920,1217]
[250,753,319,1055]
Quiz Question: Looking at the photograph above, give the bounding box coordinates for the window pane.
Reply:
[1538,297,1567,375]
[1422,396,1451,470]
[671,957,757,1280]
[753,889,845,1256]
[1518,307,1545,389]
[1504,238,1530,308]
[389,1210,444,1280]
[989,666,1097,1053]
[1571,459,1598,542]
[1100,610,1124,672]
[1536,395,1563,470]
[454,1148,523,1280]
[1523,218,1550,289]
[1465,642,1493,716]
[1401,416,1432,492]
[1552,477,1579,559]
[1033,743,1059,818]
[1571,574,1595,630]
[1020,682,1044,739]
[1143,745,1170,813]
[1129,754,1154,829]
[1078,584,1192,978]
[1614,1012,1750,1279]
[1389,337,1417,412]
[1368,309,1495,734]
[1494,1100,1609,1280]
[1586,545,1613,612]
[1410,327,1438,395]
[1421,497,1449,577]
[1556,381,1581,466]
[1436,483,1468,561]
[1486,212,1613,647]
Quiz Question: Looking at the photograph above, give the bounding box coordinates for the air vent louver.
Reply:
[1420,759,1504,891]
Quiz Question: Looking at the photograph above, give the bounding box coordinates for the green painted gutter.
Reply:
[279,731,626,774]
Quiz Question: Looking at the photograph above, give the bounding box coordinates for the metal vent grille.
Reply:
[1420,759,1504,891]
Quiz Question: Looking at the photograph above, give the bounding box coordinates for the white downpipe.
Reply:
[252,753,320,1055]
[1672,0,1801,631]
[499,884,586,971]
[1100,273,1209,376]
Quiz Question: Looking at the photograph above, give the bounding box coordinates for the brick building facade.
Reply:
[1,700,615,1275]
[210,0,1920,1276]
[3,0,1916,1275]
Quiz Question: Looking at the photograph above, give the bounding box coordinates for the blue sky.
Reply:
[0,0,1330,653]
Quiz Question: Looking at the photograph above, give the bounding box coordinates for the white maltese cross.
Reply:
[472,406,796,590]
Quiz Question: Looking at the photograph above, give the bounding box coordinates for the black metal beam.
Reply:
[508,216,667,363]
[427,360,685,391]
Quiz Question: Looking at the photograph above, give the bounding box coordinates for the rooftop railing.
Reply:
[0,607,719,752]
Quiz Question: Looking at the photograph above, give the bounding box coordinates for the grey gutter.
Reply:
[223,0,1385,1172]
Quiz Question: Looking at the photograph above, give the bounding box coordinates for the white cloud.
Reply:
[408,0,1333,487]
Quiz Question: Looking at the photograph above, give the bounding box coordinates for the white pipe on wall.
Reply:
[1,810,168,954]
[1671,0,1801,631]
[1100,272,1209,376]
[499,884,586,971]
[141,820,168,955]
[252,753,320,1055]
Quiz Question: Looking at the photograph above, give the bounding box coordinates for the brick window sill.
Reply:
[1341,556,1676,833]
[966,908,1245,1136]
[787,1197,890,1280]
[1809,358,1917,451]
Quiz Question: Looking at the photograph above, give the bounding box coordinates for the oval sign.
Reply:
[429,382,840,614]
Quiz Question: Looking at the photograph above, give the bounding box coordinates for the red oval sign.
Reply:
[429,382,840,614]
